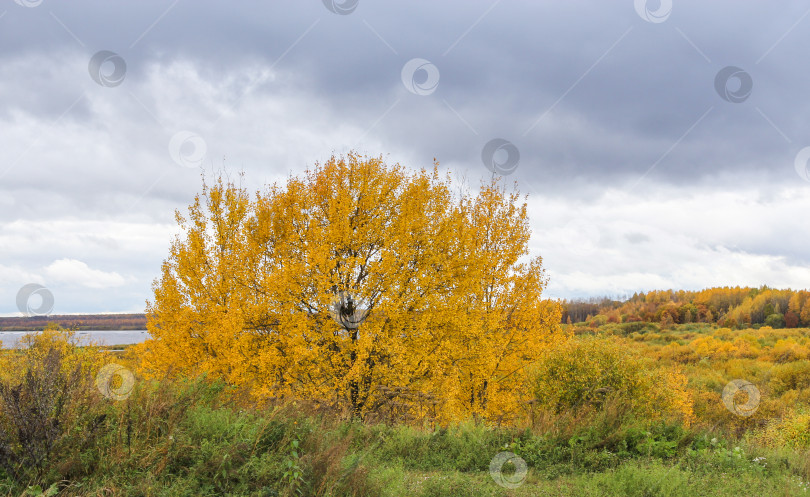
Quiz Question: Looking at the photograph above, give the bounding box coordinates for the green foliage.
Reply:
[590,461,692,497]
[368,422,508,473]
[765,313,786,329]
[0,377,808,495]
[533,337,638,413]
[281,435,305,495]
[506,419,692,477]
[23,483,59,497]
[620,322,659,335]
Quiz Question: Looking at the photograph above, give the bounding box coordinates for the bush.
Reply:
[590,314,609,327]
[765,313,786,329]
[754,409,810,449]
[0,327,108,486]
[532,336,693,425]
[619,322,659,335]
[769,361,810,395]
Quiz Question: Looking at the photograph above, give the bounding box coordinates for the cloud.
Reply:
[43,259,127,289]
[0,218,176,314]
[2,1,810,312]
[533,182,810,299]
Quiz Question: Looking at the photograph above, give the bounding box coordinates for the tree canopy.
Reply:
[134,153,563,423]
[563,286,810,330]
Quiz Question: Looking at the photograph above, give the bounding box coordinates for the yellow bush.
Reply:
[767,338,810,362]
[532,336,693,425]
[730,336,761,358]
[691,336,729,359]
[714,327,733,339]
[0,325,113,388]
[657,341,698,363]
[769,361,810,395]
[754,408,810,448]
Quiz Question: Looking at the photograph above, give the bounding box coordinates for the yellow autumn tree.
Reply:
[133,153,563,423]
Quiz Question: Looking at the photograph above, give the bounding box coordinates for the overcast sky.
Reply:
[2,0,810,316]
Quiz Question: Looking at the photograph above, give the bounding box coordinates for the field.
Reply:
[2,322,810,496]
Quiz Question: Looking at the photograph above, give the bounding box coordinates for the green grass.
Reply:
[1,374,808,496]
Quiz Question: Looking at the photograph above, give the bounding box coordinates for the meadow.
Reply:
[2,321,810,496]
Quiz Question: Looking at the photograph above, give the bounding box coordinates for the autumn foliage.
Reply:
[134,154,563,423]
[563,286,810,329]
[532,336,694,425]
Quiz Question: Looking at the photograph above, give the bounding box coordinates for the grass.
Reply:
[1,375,808,496]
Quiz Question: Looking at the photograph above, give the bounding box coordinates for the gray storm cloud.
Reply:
[1,1,809,313]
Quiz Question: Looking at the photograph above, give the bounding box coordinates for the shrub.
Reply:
[532,336,693,425]
[620,322,658,335]
[767,339,810,363]
[765,313,786,329]
[0,327,108,486]
[590,314,609,327]
[769,361,810,395]
[754,408,810,449]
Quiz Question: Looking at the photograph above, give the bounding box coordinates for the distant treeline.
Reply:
[0,313,147,331]
[561,286,810,329]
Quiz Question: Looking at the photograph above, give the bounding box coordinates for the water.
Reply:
[0,330,150,349]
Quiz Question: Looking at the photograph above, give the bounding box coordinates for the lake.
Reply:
[0,330,150,349]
